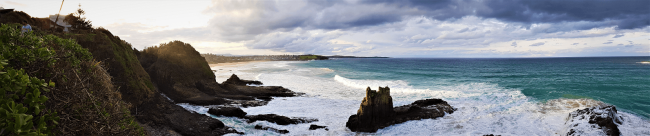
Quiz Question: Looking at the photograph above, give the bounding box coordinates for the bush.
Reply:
[0,23,144,135]
[0,24,61,135]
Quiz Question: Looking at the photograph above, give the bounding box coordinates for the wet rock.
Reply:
[208,107,247,118]
[346,87,396,132]
[346,87,456,132]
[309,124,328,131]
[565,105,622,136]
[256,96,273,101]
[245,114,318,125]
[137,95,242,136]
[254,125,289,134]
[229,100,270,108]
[223,74,263,86]
[392,98,455,124]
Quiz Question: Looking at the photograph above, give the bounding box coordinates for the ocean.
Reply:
[181,56,650,135]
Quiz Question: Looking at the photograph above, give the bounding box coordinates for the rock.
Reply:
[483,134,501,136]
[565,105,622,136]
[231,100,270,108]
[256,96,273,101]
[309,124,328,131]
[346,87,396,132]
[208,107,247,118]
[223,74,263,86]
[221,83,297,98]
[254,125,289,134]
[245,114,318,125]
[137,95,242,136]
[392,98,455,124]
[346,87,456,132]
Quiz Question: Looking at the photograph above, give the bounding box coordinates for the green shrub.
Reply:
[0,23,92,135]
[0,58,58,136]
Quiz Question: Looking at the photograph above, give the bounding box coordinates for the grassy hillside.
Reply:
[0,23,144,135]
[59,28,155,106]
[139,40,215,83]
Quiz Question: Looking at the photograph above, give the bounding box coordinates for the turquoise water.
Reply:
[299,57,650,118]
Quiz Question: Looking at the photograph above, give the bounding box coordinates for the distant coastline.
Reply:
[325,55,390,58]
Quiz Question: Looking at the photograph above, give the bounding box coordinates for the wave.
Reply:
[204,61,650,135]
[333,75,411,89]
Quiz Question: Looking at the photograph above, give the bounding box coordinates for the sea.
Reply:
[179,56,650,135]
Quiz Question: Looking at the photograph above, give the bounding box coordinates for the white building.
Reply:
[48,14,72,32]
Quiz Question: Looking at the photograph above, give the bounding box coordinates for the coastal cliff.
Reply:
[346,87,456,132]
[0,11,246,135]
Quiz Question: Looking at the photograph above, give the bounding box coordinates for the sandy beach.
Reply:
[208,61,268,68]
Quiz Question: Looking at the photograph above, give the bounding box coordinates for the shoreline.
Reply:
[208,61,268,68]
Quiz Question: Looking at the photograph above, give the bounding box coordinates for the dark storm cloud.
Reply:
[206,0,650,41]
[370,0,650,29]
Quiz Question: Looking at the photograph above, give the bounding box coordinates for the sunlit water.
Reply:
[178,57,650,135]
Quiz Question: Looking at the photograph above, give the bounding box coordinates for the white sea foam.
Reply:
[334,75,411,89]
[186,61,650,135]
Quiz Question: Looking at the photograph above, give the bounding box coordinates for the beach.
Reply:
[209,61,268,68]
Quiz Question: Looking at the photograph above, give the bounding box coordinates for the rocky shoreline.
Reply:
[135,42,628,135]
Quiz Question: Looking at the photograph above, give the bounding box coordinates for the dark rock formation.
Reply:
[309,124,328,131]
[136,95,242,136]
[346,87,456,132]
[346,87,396,132]
[246,114,318,125]
[208,107,247,118]
[221,79,298,98]
[392,99,455,124]
[254,125,289,134]
[565,105,622,136]
[223,74,263,86]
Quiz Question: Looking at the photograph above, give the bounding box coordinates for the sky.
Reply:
[3,0,650,57]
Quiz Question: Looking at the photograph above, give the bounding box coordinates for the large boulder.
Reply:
[346,87,456,132]
[565,105,622,136]
[208,107,247,118]
[245,114,317,125]
[346,87,396,132]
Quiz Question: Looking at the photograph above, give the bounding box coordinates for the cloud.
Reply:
[613,34,624,38]
[529,42,545,46]
[625,45,634,47]
[4,1,26,7]
[99,0,650,57]
[202,0,650,42]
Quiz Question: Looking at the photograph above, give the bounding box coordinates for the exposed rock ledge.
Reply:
[346,87,456,132]
[565,105,623,136]
[208,107,318,125]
